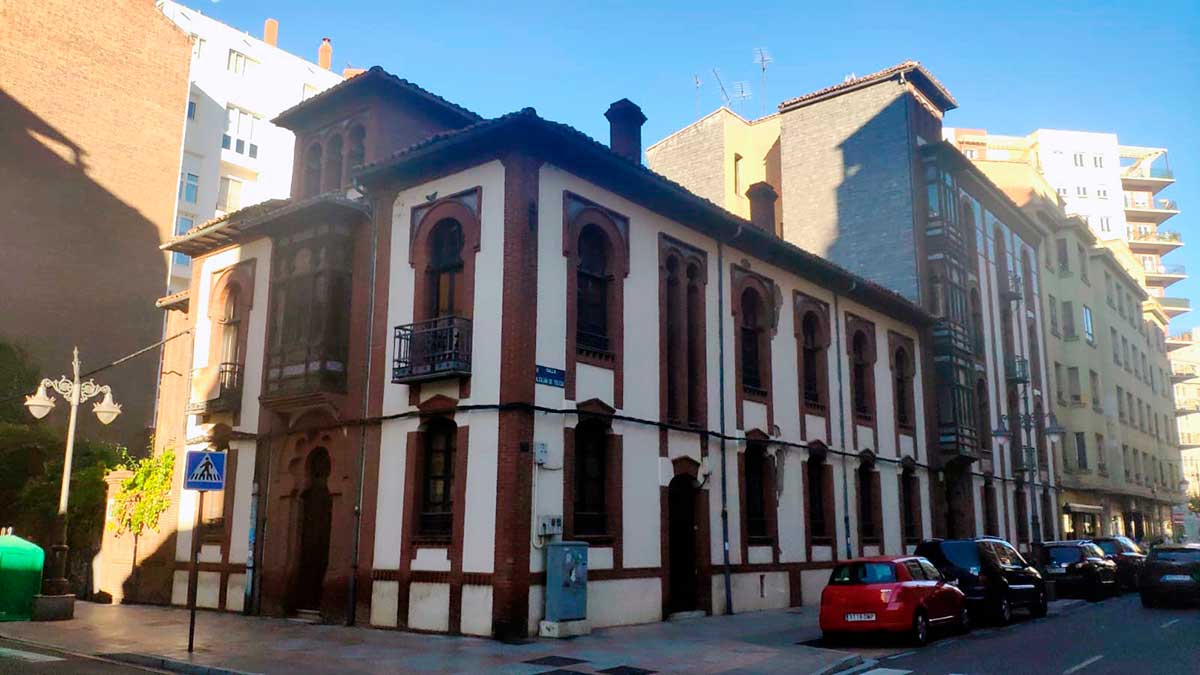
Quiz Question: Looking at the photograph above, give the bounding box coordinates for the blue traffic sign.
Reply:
[184,450,226,491]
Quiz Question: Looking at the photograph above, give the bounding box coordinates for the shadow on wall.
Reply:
[0,86,168,450]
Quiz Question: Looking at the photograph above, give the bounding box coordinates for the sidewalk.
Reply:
[0,602,860,674]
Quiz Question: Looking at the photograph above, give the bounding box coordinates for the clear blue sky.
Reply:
[196,0,1199,330]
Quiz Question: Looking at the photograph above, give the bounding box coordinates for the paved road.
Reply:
[0,638,150,674]
[831,593,1199,675]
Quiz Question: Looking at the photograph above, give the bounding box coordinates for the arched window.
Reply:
[304,143,322,197]
[665,256,683,422]
[851,331,873,421]
[219,285,243,391]
[324,134,343,191]
[807,452,829,541]
[685,263,704,425]
[894,347,914,431]
[576,225,610,353]
[744,443,769,541]
[347,125,366,169]
[900,466,919,543]
[801,312,825,411]
[858,462,878,542]
[573,421,607,536]
[970,287,984,356]
[976,379,991,452]
[428,218,464,317]
[740,288,764,392]
[420,419,456,538]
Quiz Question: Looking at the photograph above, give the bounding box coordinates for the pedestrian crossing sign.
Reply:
[184,450,226,491]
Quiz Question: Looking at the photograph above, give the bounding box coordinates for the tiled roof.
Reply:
[162,193,369,256]
[778,60,957,112]
[273,66,482,128]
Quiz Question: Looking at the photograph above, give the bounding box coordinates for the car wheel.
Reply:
[1030,589,1048,618]
[995,596,1012,625]
[1140,593,1156,608]
[911,610,930,647]
[957,606,972,634]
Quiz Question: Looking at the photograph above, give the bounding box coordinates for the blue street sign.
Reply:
[184,450,226,491]
[536,365,566,388]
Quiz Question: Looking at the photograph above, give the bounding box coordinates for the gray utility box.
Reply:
[545,541,588,622]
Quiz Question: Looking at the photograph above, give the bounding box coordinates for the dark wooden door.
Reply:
[668,475,697,613]
[295,448,332,612]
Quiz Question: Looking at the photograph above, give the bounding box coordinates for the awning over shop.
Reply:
[1063,502,1105,514]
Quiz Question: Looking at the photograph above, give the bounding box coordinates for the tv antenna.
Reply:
[732,81,752,113]
[712,68,731,108]
[693,74,703,117]
[753,47,773,116]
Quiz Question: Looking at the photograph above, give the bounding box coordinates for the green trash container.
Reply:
[0,534,44,621]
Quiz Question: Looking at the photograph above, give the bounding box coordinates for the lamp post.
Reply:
[24,347,121,600]
[993,411,1064,543]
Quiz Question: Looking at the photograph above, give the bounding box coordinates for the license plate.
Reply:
[844,613,876,622]
[1161,575,1193,582]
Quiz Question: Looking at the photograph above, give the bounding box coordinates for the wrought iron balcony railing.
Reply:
[186,362,243,415]
[392,316,472,384]
[1005,356,1029,384]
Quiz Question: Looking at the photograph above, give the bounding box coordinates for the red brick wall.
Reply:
[0,0,191,445]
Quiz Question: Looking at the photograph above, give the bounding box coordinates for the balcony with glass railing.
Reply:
[1124,195,1180,224]
[1158,296,1191,317]
[1127,228,1183,254]
[1121,165,1175,193]
[1143,262,1187,286]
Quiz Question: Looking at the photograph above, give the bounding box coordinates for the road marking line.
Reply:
[933,638,959,648]
[1161,618,1182,628]
[886,651,917,660]
[1063,655,1104,674]
[856,668,911,675]
[0,647,65,663]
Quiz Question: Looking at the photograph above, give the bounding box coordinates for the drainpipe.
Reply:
[833,283,854,560]
[716,227,739,615]
[347,179,379,625]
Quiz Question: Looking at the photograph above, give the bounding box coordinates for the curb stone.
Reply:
[102,652,258,675]
[810,652,865,675]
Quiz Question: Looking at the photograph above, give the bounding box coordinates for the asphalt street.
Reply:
[832,593,1199,675]
[0,638,150,674]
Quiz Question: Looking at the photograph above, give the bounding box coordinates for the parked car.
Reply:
[1088,536,1145,590]
[819,556,969,646]
[1033,540,1118,601]
[1139,543,1200,608]
[915,537,1047,624]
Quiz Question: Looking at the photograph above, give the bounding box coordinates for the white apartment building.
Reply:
[945,128,1187,323]
[157,1,343,291]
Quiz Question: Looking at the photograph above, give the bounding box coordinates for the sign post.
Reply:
[183,450,226,653]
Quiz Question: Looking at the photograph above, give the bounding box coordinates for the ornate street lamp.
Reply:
[24,347,120,607]
[994,411,1063,544]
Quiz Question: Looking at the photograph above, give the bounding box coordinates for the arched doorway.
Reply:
[667,474,698,614]
[294,447,332,612]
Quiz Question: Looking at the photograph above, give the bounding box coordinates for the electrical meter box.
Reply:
[545,541,587,622]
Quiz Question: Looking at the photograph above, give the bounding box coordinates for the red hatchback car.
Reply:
[820,556,970,645]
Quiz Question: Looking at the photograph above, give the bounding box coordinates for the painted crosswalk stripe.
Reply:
[1063,654,1104,674]
[0,647,65,663]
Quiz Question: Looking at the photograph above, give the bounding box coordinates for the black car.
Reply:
[1088,536,1146,590]
[1034,540,1118,601]
[1139,544,1200,608]
[915,537,1047,624]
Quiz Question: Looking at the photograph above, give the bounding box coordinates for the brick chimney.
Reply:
[263,18,278,47]
[746,181,778,234]
[604,98,647,163]
[318,37,332,70]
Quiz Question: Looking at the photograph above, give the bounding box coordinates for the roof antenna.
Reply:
[712,68,732,109]
[694,74,703,117]
[753,47,773,116]
[732,81,752,114]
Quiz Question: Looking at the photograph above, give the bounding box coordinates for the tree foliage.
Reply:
[1190,495,1200,514]
[110,447,175,538]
